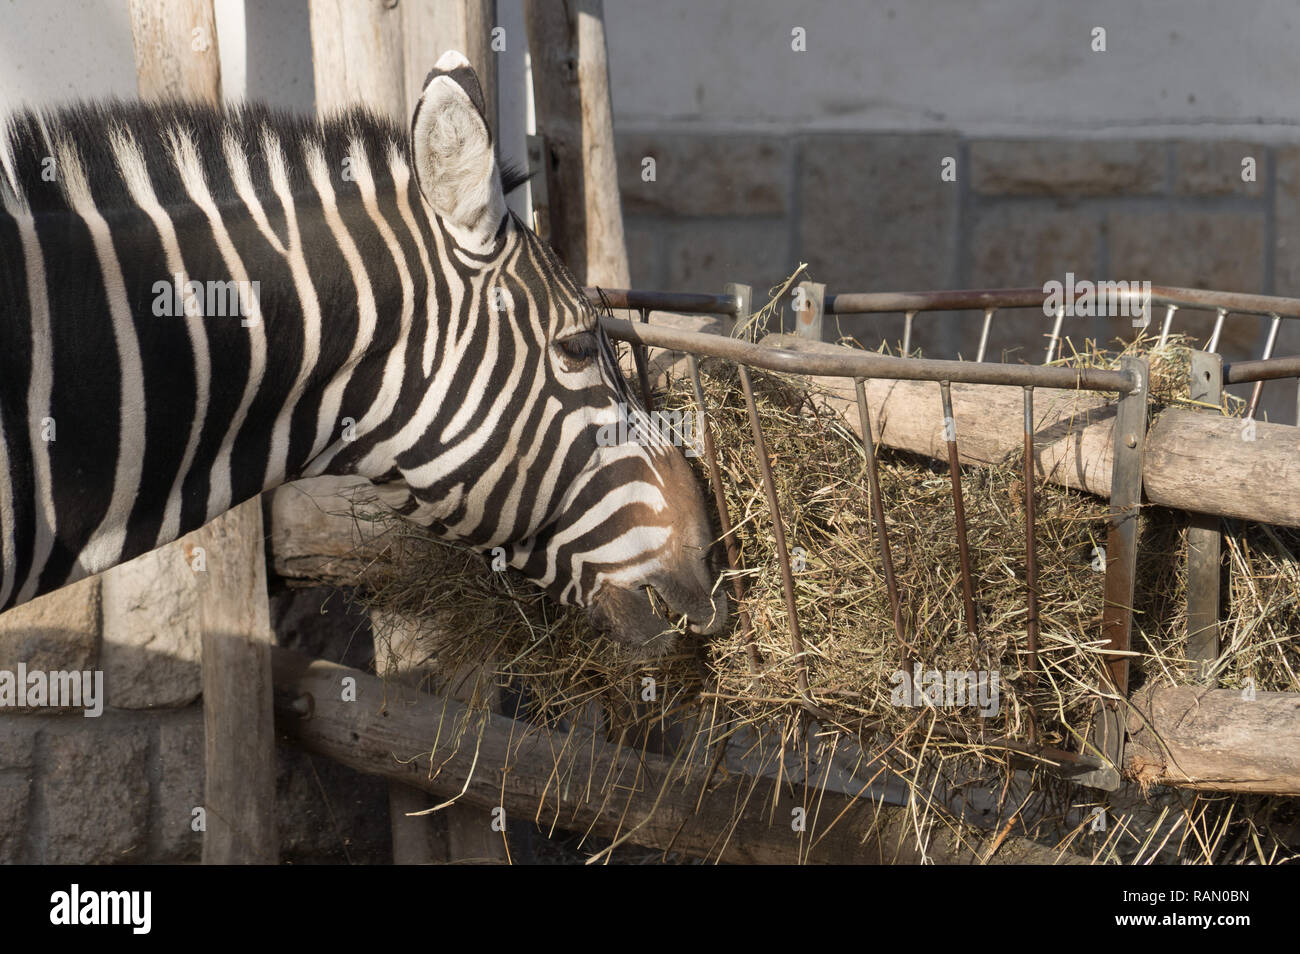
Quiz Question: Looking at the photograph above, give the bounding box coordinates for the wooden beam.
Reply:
[403,0,498,134]
[128,0,279,865]
[523,0,629,286]
[1126,685,1300,794]
[271,648,1083,864]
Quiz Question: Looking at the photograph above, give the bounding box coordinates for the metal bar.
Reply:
[1157,304,1177,347]
[854,379,910,663]
[939,382,978,640]
[688,354,759,676]
[976,308,994,363]
[1223,354,1300,384]
[583,287,740,315]
[1186,351,1223,685]
[1023,387,1039,688]
[1245,313,1282,420]
[795,281,825,341]
[631,307,655,412]
[819,285,1300,320]
[1207,309,1227,353]
[1078,355,1148,791]
[902,311,916,356]
[601,318,1137,392]
[738,365,809,700]
[1044,306,1064,364]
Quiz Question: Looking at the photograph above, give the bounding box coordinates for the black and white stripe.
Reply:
[0,51,725,646]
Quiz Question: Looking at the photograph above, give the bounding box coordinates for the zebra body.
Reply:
[0,52,724,648]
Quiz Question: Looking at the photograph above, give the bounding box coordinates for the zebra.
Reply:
[0,50,726,651]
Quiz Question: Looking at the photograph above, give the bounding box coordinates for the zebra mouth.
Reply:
[587,582,729,653]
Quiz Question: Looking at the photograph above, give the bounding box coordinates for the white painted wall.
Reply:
[602,0,1300,140]
[5,1,1299,139]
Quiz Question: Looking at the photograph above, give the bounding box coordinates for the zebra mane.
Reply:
[0,98,528,215]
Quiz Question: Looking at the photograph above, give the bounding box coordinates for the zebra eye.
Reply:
[556,331,599,363]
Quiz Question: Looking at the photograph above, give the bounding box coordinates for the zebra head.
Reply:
[347,52,728,651]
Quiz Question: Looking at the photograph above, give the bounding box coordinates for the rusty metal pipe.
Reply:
[687,356,759,676]
[738,366,809,699]
[601,318,1137,392]
[631,307,656,412]
[1023,387,1040,690]
[939,382,978,641]
[855,379,911,663]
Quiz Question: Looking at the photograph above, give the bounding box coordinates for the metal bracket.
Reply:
[1075,355,1147,791]
[724,282,753,336]
[794,281,825,341]
[1186,351,1222,684]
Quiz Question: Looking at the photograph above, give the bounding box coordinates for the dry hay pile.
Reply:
[350,332,1299,865]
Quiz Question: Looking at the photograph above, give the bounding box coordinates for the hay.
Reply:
[345,313,1298,865]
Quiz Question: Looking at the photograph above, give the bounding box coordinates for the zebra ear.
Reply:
[410,50,506,247]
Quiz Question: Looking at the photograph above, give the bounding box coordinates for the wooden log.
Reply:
[524,0,629,286]
[1126,686,1300,794]
[128,0,278,865]
[760,334,1300,528]
[271,648,1083,864]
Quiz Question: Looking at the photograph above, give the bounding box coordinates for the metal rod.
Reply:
[1207,309,1227,353]
[1044,306,1064,364]
[631,307,655,412]
[854,379,910,663]
[940,382,978,640]
[1023,388,1039,693]
[902,311,916,356]
[816,284,1300,320]
[738,365,809,699]
[1245,313,1282,420]
[687,355,759,676]
[976,308,994,363]
[1158,304,1177,348]
[1223,354,1300,384]
[602,318,1137,392]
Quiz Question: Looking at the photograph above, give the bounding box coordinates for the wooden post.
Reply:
[524,0,629,287]
[308,0,508,865]
[127,0,279,864]
[402,0,498,136]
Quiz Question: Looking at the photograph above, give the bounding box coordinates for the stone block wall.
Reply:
[0,571,390,864]
[620,132,1300,424]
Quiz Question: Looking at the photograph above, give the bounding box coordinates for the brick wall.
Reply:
[620,132,1300,424]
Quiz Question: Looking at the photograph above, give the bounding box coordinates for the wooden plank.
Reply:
[127,0,222,102]
[271,647,1085,863]
[128,0,278,865]
[523,0,629,286]
[403,0,498,133]
[197,504,278,863]
[307,0,406,122]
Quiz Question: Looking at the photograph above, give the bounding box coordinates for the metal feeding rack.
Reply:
[584,282,1300,790]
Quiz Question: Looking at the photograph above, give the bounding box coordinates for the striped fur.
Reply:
[0,55,725,647]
